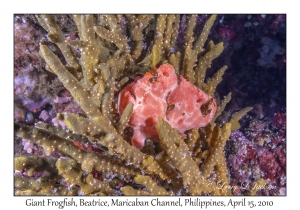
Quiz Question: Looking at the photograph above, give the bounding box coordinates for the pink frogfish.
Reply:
[118,64,217,149]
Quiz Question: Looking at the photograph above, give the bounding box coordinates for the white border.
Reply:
[4,0,296,209]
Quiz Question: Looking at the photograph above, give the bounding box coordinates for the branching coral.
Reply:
[14,14,255,196]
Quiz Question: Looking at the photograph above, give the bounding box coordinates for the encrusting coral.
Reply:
[14,14,257,196]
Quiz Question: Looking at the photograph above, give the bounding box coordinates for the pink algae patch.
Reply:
[118,64,217,149]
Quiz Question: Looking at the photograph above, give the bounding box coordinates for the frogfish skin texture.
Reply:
[118,64,217,149]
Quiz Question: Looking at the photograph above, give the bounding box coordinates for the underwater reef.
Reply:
[14,14,286,196]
